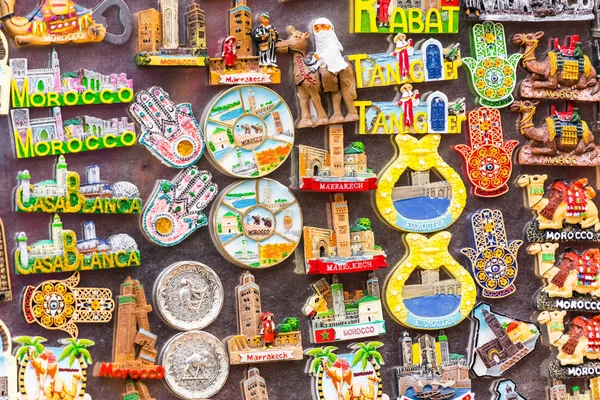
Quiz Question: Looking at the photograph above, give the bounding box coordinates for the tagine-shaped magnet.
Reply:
[384,231,476,330]
[203,85,294,178]
[210,178,302,269]
[455,107,518,197]
[463,22,522,108]
[491,379,527,400]
[130,86,205,168]
[462,209,522,299]
[375,134,466,233]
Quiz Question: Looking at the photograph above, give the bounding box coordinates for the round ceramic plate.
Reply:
[203,85,294,178]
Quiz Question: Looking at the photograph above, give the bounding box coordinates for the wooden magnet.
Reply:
[490,379,527,400]
[22,272,114,338]
[15,155,142,214]
[0,321,17,400]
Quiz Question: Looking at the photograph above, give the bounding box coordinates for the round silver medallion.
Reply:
[153,261,224,330]
[161,331,229,399]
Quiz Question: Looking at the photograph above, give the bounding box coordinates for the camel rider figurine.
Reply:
[391,33,414,79]
[260,311,275,348]
[398,83,420,128]
[253,12,279,70]
[223,36,237,71]
[311,17,348,92]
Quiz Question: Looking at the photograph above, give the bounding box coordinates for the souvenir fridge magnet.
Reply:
[375,134,466,233]
[303,274,385,344]
[490,379,527,400]
[241,367,268,399]
[384,232,476,330]
[455,107,518,197]
[348,36,461,89]
[355,90,465,135]
[203,85,294,178]
[510,100,600,166]
[136,0,209,67]
[469,302,540,378]
[0,219,12,302]
[518,174,600,242]
[15,155,142,214]
[299,125,377,192]
[226,271,303,364]
[142,167,217,247]
[208,1,280,85]
[275,23,358,129]
[393,330,473,400]
[22,272,114,338]
[462,209,522,298]
[130,86,205,168]
[153,261,224,331]
[210,178,301,269]
[160,331,229,399]
[0,322,16,400]
[10,49,134,109]
[467,0,593,21]
[513,33,600,101]
[15,214,140,275]
[11,107,137,159]
[0,30,10,116]
[123,380,154,399]
[463,22,522,108]
[303,194,387,274]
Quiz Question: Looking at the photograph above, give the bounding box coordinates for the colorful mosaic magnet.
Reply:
[15,156,142,214]
[0,219,12,302]
[203,85,293,177]
[348,36,460,89]
[136,1,209,67]
[384,232,476,330]
[469,303,540,378]
[305,342,388,400]
[15,214,140,275]
[241,367,268,400]
[210,178,301,269]
[299,125,377,192]
[455,107,518,197]
[511,100,600,166]
[226,271,303,364]
[463,22,522,108]
[355,90,465,135]
[130,86,205,168]
[22,272,114,338]
[518,174,600,243]
[142,167,217,247]
[350,0,460,34]
[462,209,522,299]
[0,322,17,400]
[375,134,466,233]
[303,274,385,344]
[393,330,473,400]
[491,379,527,400]
[10,49,134,109]
[468,0,594,21]
[15,336,93,400]
[0,30,10,116]
[304,194,387,274]
[514,33,600,102]
[11,107,137,159]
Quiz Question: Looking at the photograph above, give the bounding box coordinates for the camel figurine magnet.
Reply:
[510,100,600,166]
[490,379,527,400]
[518,174,600,242]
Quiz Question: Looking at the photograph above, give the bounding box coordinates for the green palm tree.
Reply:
[351,341,384,370]
[58,338,95,367]
[305,346,338,376]
[14,336,46,364]
[282,317,300,331]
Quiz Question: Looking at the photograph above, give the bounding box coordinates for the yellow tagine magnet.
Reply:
[384,231,476,330]
[375,134,466,232]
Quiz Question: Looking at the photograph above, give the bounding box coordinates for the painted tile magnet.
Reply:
[210,178,301,269]
[130,86,205,168]
[226,271,303,364]
[10,49,134,109]
[142,167,217,247]
[22,272,114,338]
[348,36,461,89]
[304,194,387,274]
[0,321,17,400]
[491,379,527,400]
[14,336,94,400]
[0,219,12,302]
[384,231,476,330]
[375,134,467,233]
[203,85,293,177]
[462,209,522,299]
[303,274,385,344]
[16,155,142,214]
[463,22,522,108]
[0,31,10,116]
[15,214,140,275]
[455,107,517,197]
[469,303,540,378]
[518,174,600,242]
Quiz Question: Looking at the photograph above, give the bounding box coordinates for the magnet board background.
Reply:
[0,0,595,398]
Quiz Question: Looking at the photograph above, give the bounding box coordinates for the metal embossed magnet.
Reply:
[22,272,114,338]
[130,86,205,168]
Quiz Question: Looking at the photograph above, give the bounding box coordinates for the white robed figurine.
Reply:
[311,17,348,74]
